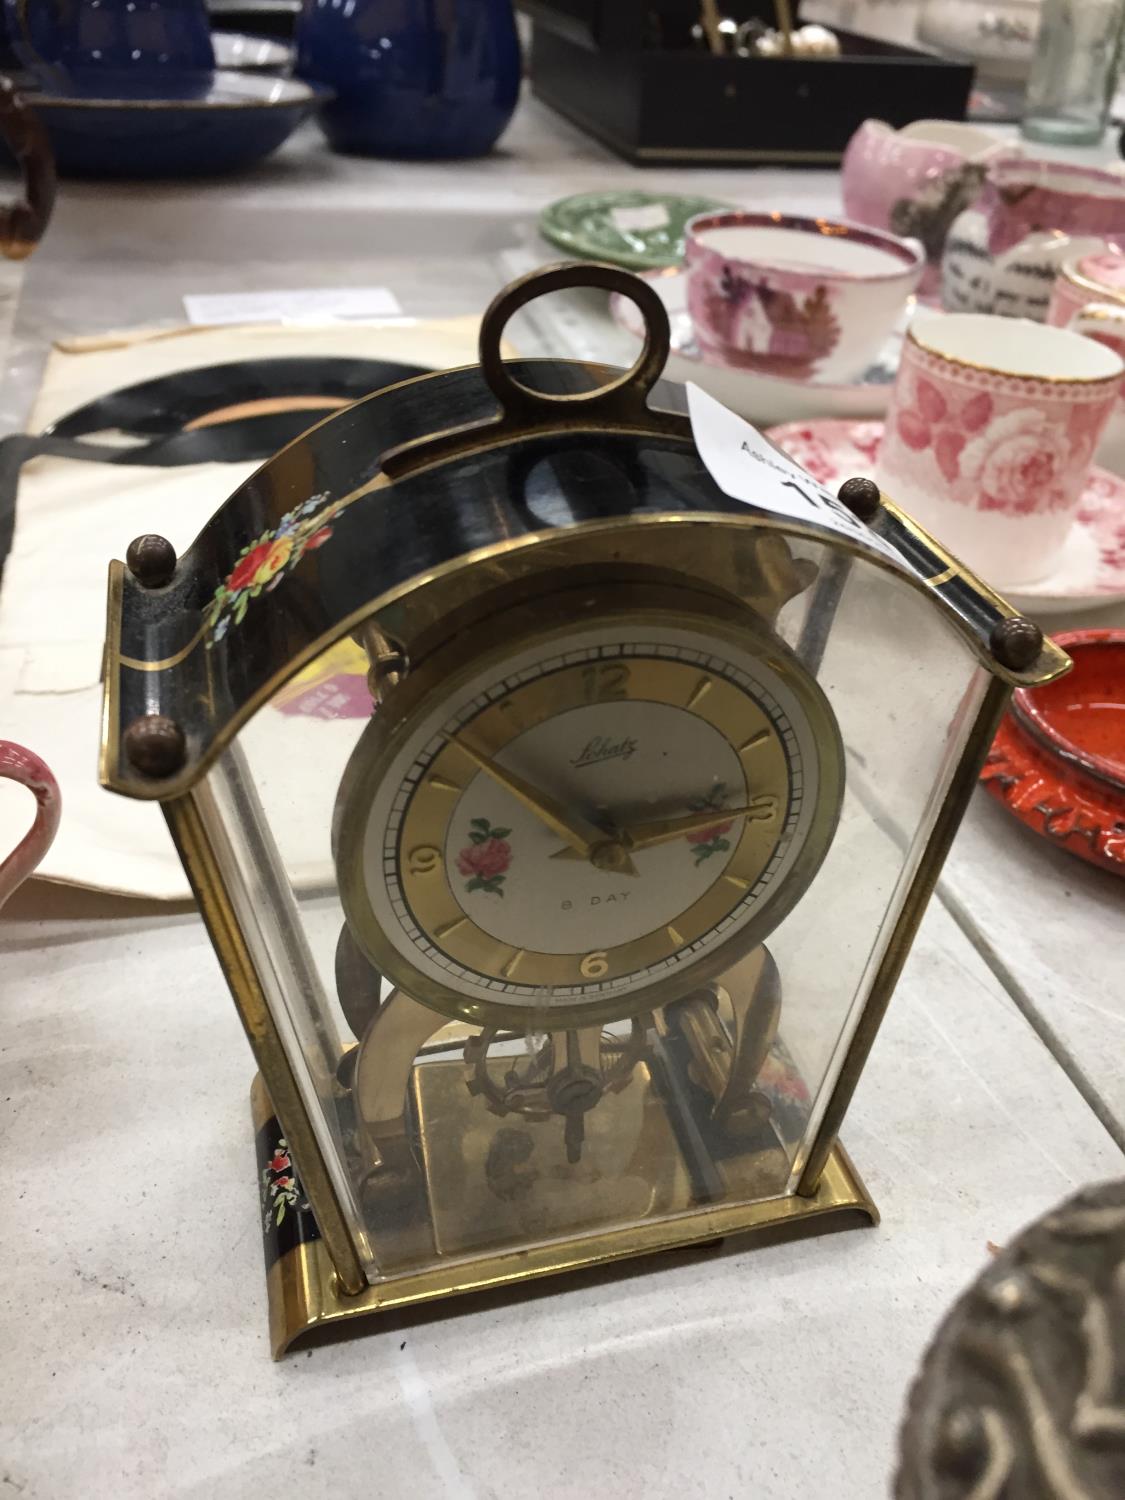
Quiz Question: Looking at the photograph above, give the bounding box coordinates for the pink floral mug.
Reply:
[0,741,60,910]
[875,312,1124,586]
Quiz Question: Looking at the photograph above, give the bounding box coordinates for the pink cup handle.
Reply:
[1068,301,1125,348]
[0,741,60,909]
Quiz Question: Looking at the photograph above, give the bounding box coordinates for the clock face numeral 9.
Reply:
[580,950,609,979]
[408,845,442,876]
[581,663,630,702]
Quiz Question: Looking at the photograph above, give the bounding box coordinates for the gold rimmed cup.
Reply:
[876,312,1123,587]
[684,209,923,385]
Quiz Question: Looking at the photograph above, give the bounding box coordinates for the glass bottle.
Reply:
[1022,0,1125,146]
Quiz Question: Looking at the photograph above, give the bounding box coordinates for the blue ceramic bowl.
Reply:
[30,72,327,178]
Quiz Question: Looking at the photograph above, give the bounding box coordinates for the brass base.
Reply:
[256,1059,878,1357]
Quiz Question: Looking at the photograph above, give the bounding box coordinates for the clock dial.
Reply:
[335,591,843,1027]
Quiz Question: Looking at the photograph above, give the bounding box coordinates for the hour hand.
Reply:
[550,799,771,860]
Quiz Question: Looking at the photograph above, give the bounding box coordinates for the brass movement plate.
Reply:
[419,1057,688,1258]
[412,1054,792,1263]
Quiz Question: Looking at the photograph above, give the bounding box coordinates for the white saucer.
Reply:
[766,419,1125,615]
[609,266,904,427]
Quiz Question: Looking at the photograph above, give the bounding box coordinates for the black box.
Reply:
[526,4,974,168]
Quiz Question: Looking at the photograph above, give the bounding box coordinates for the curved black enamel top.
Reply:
[101,357,1064,799]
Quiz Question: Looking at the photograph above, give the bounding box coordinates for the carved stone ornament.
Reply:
[897,1179,1125,1499]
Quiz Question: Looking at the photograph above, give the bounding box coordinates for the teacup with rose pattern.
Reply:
[875,312,1124,586]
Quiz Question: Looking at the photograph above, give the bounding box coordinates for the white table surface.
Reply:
[1,95,1123,1498]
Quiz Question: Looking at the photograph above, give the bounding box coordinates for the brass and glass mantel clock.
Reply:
[100,264,1068,1356]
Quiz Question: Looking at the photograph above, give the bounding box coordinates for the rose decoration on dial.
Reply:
[685,781,737,865]
[456,817,512,897]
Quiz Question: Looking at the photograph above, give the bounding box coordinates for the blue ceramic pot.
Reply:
[0,3,21,71]
[5,0,215,98]
[296,0,520,159]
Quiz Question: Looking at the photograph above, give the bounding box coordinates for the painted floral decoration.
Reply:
[1080,471,1125,581]
[774,421,882,485]
[260,1136,303,1230]
[894,376,996,485]
[204,492,336,646]
[892,376,1107,515]
[686,782,735,866]
[457,818,512,897]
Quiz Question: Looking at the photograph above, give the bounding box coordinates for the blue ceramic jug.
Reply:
[296,0,521,159]
[5,0,215,97]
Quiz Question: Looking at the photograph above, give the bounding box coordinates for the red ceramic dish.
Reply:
[981,630,1125,875]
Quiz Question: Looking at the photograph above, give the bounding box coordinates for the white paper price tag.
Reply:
[686,383,905,570]
[610,202,671,234]
[183,286,404,326]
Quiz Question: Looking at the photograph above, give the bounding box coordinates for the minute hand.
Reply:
[625,799,775,851]
[447,734,628,864]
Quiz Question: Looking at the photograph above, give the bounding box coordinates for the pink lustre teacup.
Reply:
[1048,251,1125,473]
[684,211,923,385]
[875,312,1123,586]
[1048,250,1125,358]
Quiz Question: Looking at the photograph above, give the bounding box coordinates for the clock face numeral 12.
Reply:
[581,663,630,702]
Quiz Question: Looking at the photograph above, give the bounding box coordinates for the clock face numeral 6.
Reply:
[581,663,630,702]
[408,845,442,876]
[580,950,609,979]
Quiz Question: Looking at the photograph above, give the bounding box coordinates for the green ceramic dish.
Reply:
[538,190,734,271]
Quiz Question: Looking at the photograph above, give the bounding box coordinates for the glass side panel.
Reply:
[772,552,989,1180]
[196,524,985,1284]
